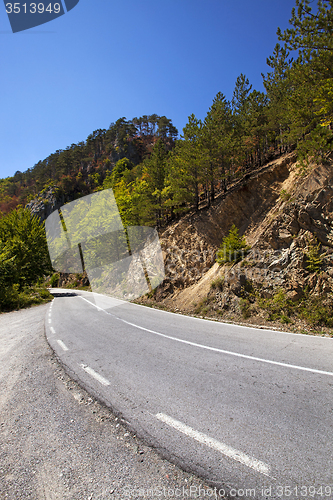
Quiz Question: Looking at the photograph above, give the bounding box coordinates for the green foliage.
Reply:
[0,208,52,289]
[142,139,169,226]
[216,225,250,265]
[202,92,233,202]
[240,284,333,329]
[0,208,53,312]
[273,0,333,157]
[305,237,323,272]
[167,114,205,212]
[299,295,333,327]
[258,289,294,322]
[108,157,135,188]
[297,125,333,165]
[280,189,291,201]
[210,276,224,291]
[0,285,53,313]
[50,273,59,287]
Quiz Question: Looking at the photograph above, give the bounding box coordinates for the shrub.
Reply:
[216,225,250,265]
[280,189,291,201]
[239,298,251,319]
[0,285,53,313]
[258,289,294,322]
[299,296,333,327]
[50,273,59,287]
[210,276,224,290]
[305,238,323,273]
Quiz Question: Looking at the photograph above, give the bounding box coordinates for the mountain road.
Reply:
[45,289,333,499]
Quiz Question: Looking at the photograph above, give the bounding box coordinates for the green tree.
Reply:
[262,43,294,153]
[231,74,253,169]
[157,116,178,140]
[216,224,250,264]
[202,92,232,203]
[143,139,168,226]
[108,158,135,188]
[276,0,333,155]
[247,90,269,167]
[0,208,52,290]
[167,115,204,212]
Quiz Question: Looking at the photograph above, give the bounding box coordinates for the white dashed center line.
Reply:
[56,339,69,351]
[156,413,272,477]
[79,364,110,386]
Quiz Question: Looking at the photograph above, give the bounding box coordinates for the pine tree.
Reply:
[143,139,168,226]
[202,92,232,203]
[231,74,253,170]
[276,0,333,154]
[216,224,250,265]
[167,115,204,212]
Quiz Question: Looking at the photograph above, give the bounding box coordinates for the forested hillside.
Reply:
[2,0,333,229]
[0,115,178,215]
[1,0,333,318]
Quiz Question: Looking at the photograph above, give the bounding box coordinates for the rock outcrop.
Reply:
[25,186,64,223]
[151,153,333,332]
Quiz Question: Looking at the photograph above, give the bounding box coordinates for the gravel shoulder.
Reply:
[0,303,213,500]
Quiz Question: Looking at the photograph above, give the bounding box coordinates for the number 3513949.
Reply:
[5,3,61,14]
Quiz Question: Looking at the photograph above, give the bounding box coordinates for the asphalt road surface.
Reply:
[45,289,333,500]
[0,302,215,500]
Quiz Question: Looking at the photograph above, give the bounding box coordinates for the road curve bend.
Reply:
[46,289,333,500]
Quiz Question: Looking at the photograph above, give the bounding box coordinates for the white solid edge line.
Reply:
[50,326,56,334]
[79,296,105,311]
[79,296,333,378]
[77,291,332,340]
[156,413,272,477]
[79,364,110,386]
[56,339,69,351]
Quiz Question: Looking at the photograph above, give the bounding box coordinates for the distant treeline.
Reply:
[0,115,178,214]
[1,0,332,230]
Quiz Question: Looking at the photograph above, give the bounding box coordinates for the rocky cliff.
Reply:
[147,153,333,335]
[25,186,64,222]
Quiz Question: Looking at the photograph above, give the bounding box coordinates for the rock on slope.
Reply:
[150,153,333,332]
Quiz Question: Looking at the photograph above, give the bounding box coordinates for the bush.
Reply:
[299,296,333,327]
[216,225,250,265]
[258,289,294,322]
[50,273,59,287]
[305,238,323,273]
[210,276,224,290]
[239,298,251,319]
[0,285,53,313]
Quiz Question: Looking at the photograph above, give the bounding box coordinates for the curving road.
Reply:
[46,289,333,500]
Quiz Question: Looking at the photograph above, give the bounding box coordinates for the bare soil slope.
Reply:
[144,153,333,335]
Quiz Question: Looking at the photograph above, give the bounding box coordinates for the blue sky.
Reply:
[0,0,297,179]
